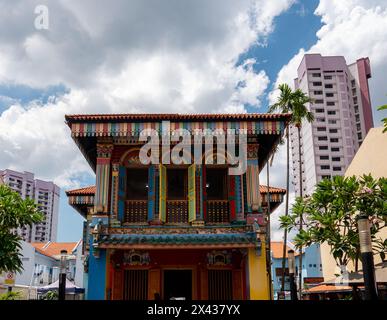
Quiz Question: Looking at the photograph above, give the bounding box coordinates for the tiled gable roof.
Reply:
[65,113,290,123]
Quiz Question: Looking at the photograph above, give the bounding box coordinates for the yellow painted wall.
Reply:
[321,127,387,280]
[247,241,270,300]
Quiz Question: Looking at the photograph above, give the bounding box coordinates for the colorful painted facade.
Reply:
[65,113,289,300]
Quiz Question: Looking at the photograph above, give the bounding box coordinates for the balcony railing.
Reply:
[207,200,229,223]
[123,199,230,224]
[167,200,188,223]
[125,200,148,223]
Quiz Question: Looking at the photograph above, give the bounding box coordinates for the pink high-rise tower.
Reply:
[291,54,374,196]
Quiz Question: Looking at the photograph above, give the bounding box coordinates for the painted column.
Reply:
[196,165,205,222]
[246,144,261,213]
[95,143,114,214]
[228,175,237,222]
[117,165,126,222]
[110,163,120,226]
[235,174,245,222]
[147,165,156,222]
[87,245,107,300]
[246,241,270,300]
[188,164,196,223]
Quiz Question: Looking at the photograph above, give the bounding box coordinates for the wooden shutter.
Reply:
[228,175,236,222]
[112,269,123,300]
[188,164,196,222]
[117,166,126,221]
[159,164,166,222]
[232,270,243,300]
[202,166,207,221]
[148,269,161,300]
[147,165,155,221]
[235,175,243,221]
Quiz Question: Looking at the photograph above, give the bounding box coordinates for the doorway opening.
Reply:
[163,269,192,300]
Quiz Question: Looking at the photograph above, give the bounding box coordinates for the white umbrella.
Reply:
[38,278,85,294]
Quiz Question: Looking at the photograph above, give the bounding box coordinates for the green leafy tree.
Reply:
[41,290,59,300]
[280,175,387,273]
[0,185,43,273]
[0,291,22,300]
[377,104,387,133]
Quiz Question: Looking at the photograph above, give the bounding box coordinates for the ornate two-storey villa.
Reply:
[65,113,289,300]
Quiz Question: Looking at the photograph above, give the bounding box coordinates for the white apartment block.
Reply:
[0,169,60,242]
[291,54,374,196]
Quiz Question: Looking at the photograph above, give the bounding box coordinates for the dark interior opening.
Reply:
[167,169,187,200]
[206,168,228,200]
[127,168,148,199]
[163,270,192,300]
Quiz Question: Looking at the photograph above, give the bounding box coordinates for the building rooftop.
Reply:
[67,185,286,196]
[270,241,300,258]
[31,241,80,259]
[66,185,96,196]
[345,127,387,179]
[303,284,353,294]
[65,113,290,123]
[98,233,257,250]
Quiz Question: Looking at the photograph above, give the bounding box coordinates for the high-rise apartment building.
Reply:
[291,54,374,196]
[0,169,60,242]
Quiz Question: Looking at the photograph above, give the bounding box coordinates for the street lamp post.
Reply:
[288,249,298,301]
[357,215,378,300]
[58,249,68,301]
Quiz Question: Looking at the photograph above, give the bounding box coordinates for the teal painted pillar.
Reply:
[147,165,156,221]
[117,165,126,222]
[87,248,106,300]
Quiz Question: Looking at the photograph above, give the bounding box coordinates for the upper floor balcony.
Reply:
[123,167,231,225]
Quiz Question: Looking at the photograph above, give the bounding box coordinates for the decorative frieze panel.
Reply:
[108,226,250,235]
[96,143,114,158]
[70,120,286,138]
[206,250,232,266]
[123,250,150,266]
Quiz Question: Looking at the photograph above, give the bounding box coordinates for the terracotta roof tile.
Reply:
[271,241,293,259]
[31,242,78,258]
[304,284,352,293]
[259,185,286,194]
[67,185,284,196]
[65,186,96,196]
[65,113,291,123]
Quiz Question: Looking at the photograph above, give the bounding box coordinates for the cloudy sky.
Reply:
[0,0,386,242]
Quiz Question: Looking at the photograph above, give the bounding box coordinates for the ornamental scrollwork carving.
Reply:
[96,143,114,158]
[123,250,150,266]
[206,250,232,266]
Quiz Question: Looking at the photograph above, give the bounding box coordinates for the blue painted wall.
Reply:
[87,249,107,300]
[271,243,323,299]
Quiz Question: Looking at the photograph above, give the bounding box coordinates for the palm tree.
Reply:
[269,84,314,299]
[291,89,314,299]
[268,84,294,295]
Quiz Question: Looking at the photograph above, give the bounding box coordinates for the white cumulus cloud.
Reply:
[0,0,295,187]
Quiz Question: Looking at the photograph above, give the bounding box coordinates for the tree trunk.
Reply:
[297,125,303,300]
[280,128,290,293]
